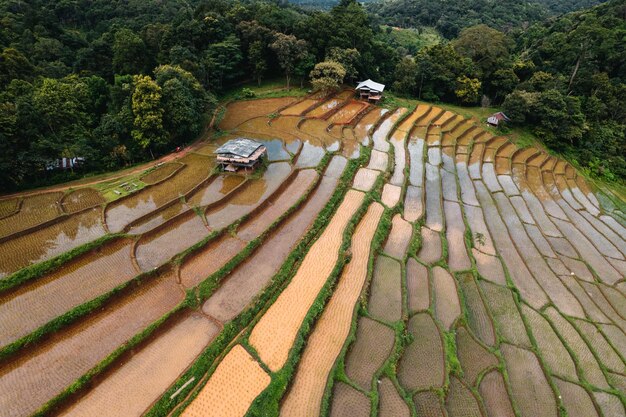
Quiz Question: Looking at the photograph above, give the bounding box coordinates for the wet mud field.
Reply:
[1,91,625,417]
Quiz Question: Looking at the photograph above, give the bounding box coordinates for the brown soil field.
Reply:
[444,201,471,271]
[327,101,368,124]
[599,323,626,358]
[0,207,106,277]
[579,281,626,330]
[482,163,503,193]
[105,153,213,233]
[398,313,445,391]
[547,237,579,258]
[554,378,599,417]
[0,271,183,417]
[478,371,515,417]
[456,327,498,386]
[0,238,136,348]
[325,155,348,179]
[472,250,506,286]
[545,307,609,388]
[60,188,105,213]
[445,376,484,417]
[413,391,446,417]
[279,203,383,416]
[298,119,342,148]
[329,382,371,417]
[61,313,218,417]
[248,190,364,371]
[457,273,496,346]
[404,186,423,222]
[372,108,407,152]
[432,266,461,330]
[389,135,406,186]
[179,234,247,289]
[492,192,584,318]
[428,147,442,166]
[205,162,292,230]
[140,163,182,185]
[432,110,455,127]
[418,227,442,264]
[294,140,326,169]
[352,168,379,192]
[561,276,611,323]
[203,175,338,323]
[127,201,188,235]
[345,316,396,391]
[383,214,412,259]
[425,164,443,231]
[280,99,321,116]
[479,281,532,347]
[441,168,458,202]
[501,343,558,417]
[236,169,318,241]
[0,198,19,218]
[593,392,626,417]
[368,255,403,323]
[381,184,401,208]
[408,140,425,187]
[609,369,626,390]
[552,217,622,285]
[340,131,361,159]
[474,181,548,309]
[306,97,344,118]
[598,284,626,319]
[456,163,479,206]
[509,195,534,224]
[378,378,410,417]
[395,105,430,135]
[406,258,430,312]
[180,344,270,417]
[220,97,297,129]
[520,304,577,380]
[353,107,388,144]
[367,149,389,172]
[574,318,625,374]
[525,224,557,258]
[0,191,63,238]
[135,211,209,271]
[186,175,246,207]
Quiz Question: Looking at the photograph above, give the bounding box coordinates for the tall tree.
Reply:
[113,29,148,75]
[310,61,346,92]
[131,75,167,154]
[270,33,308,90]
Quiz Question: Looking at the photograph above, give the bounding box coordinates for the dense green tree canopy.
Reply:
[0,0,622,190]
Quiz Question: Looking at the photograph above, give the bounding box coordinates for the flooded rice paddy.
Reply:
[1,90,626,417]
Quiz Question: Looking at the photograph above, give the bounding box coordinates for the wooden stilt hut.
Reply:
[356,79,385,103]
[215,138,267,172]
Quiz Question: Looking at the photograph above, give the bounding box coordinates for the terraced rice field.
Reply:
[1,90,625,417]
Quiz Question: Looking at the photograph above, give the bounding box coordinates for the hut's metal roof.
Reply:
[356,79,385,93]
[215,138,263,158]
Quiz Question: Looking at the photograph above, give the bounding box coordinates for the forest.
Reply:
[0,0,624,190]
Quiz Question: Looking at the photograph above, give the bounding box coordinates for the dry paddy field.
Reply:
[1,90,625,417]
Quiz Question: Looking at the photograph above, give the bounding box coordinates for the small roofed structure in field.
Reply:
[215,138,267,172]
[356,79,385,102]
[487,112,510,126]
